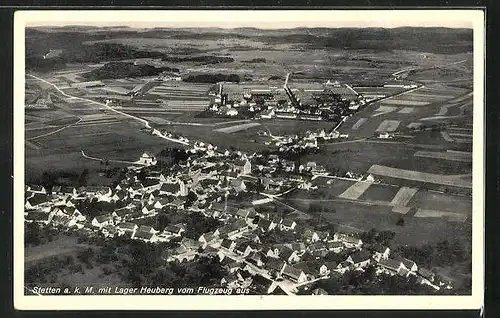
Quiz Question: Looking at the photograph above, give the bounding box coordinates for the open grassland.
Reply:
[408,190,472,215]
[414,150,472,162]
[357,183,401,203]
[286,196,471,247]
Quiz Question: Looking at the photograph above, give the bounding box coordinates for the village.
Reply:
[25,125,449,295]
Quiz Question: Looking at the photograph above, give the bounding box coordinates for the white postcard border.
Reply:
[13,9,485,310]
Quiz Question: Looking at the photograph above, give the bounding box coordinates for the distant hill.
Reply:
[26,26,473,61]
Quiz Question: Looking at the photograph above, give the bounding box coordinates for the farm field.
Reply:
[367,164,472,189]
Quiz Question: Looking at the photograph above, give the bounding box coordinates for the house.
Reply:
[234,241,256,257]
[112,207,132,221]
[347,250,372,268]
[401,258,418,272]
[25,194,51,210]
[220,238,236,251]
[25,211,52,225]
[370,244,391,261]
[153,198,171,209]
[198,232,217,247]
[66,207,86,223]
[221,273,240,288]
[117,222,138,235]
[52,186,77,196]
[159,181,187,197]
[265,257,286,276]
[378,258,406,276]
[137,153,157,166]
[91,214,113,229]
[278,246,300,264]
[247,251,267,267]
[242,232,261,244]
[327,241,344,253]
[180,237,201,250]
[163,224,185,237]
[418,268,436,282]
[256,218,277,232]
[86,186,112,199]
[138,225,158,234]
[27,184,47,195]
[234,159,251,175]
[235,208,256,221]
[282,264,308,284]
[303,229,320,243]
[230,179,247,192]
[338,234,363,249]
[102,225,119,238]
[133,230,157,243]
[312,288,329,295]
[141,204,156,215]
[287,242,307,255]
[335,261,354,274]
[111,190,128,202]
[279,219,297,231]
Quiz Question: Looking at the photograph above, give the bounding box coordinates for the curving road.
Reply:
[28,74,151,129]
[28,74,194,147]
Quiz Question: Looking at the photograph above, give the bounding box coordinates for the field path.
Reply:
[80,150,145,165]
[28,74,192,147]
[28,74,151,129]
[27,116,82,141]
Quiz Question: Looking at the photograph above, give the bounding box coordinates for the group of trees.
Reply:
[161,55,233,64]
[25,223,59,247]
[82,62,179,81]
[360,228,396,246]
[308,265,435,295]
[396,240,470,270]
[183,73,240,84]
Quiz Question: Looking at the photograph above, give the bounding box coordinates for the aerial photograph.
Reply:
[22,14,474,297]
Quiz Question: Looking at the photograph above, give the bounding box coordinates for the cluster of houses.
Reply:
[24,125,445,295]
[260,128,349,153]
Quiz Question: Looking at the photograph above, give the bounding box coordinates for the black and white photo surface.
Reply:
[14,9,484,310]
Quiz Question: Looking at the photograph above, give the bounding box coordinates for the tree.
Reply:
[78,168,89,186]
[396,218,405,226]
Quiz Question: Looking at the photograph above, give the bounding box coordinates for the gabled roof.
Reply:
[26,194,50,206]
[134,230,154,240]
[221,238,235,249]
[25,211,50,221]
[281,219,296,227]
[379,258,403,272]
[234,159,249,167]
[94,214,113,224]
[28,184,45,192]
[118,222,137,230]
[401,258,417,269]
[265,257,285,272]
[279,246,296,261]
[349,250,371,264]
[138,225,156,233]
[282,264,304,280]
[164,224,183,234]
[371,243,389,253]
[211,202,226,212]
[327,241,344,249]
[114,207,131,217]
[229,219,248,231]
[257,218,272,229]
[160,183,181,193]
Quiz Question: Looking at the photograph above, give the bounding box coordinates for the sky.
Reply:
[21,10,478,29]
